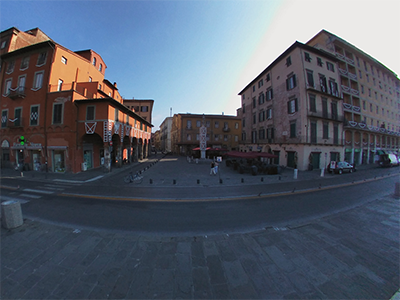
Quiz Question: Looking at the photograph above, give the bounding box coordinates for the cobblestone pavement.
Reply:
[1,195,399,299]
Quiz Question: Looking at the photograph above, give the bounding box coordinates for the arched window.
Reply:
[99,63,102,72]
[92,57,96,66]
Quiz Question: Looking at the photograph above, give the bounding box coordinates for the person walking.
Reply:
[214,161,219,174]
[210,161,215,175]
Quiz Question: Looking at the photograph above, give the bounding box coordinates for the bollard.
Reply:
[150,179,153,184]
[279,176,281,181]
[197,179,200,184]
[261,177,264,182]
[395,182,400,198]
[173,179,176,185]
[320,168,325,177]
[241,178,244,183]
[219,179,223,184]
[2,200,23,229]
[293,169,298,179]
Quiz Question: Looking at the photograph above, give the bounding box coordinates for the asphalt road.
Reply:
[1,175,397,236]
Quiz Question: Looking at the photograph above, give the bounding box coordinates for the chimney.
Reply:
[113,82,117,88]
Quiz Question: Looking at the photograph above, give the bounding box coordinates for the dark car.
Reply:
[328,161,355,174]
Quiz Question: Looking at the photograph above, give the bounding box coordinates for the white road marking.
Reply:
[22,188,54,194]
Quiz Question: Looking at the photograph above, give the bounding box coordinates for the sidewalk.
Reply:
[1,194,399,299]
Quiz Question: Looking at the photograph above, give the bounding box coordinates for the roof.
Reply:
[0,40,55,59]
[307,29,399,78]
[74,97,153,127]
[238,41,339,95]
[175,113,240,119]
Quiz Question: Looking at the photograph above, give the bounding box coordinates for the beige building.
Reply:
[160,117,173,153]
[170,113,241,156]
[306,30,400,165]
[238,41,345,171]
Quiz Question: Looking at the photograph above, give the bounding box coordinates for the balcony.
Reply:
[223,127,230,132]
[7,87,26,100]
[307,84,341,99]
[307,110,344,122]
[344,120,400,136]
[343,103,361,113]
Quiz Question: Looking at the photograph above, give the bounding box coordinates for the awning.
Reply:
[192,147,211,151]
[225,151,278,159]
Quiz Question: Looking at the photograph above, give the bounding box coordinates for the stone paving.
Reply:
[1,195,399,299]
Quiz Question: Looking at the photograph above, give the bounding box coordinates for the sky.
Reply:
[1,0,399,132]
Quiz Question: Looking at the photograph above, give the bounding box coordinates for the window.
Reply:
[37,52,47,66]
[267,127,274,140]
[242,104,245,113]
[266,73,270,82]
[17,75,26,93]
[187,120,192,129]
[20,57,30,70]
[319,74,327,93]
[4,79,12,95]
[252,85,255,92]
[309,94,316,112]
[370,104,373,112]
[258,79,263,88]
[61,56,67,64]
[306,70,314,87]
[286,74,296,90]
[329,79,339,97]
[89,76,92,82]
[327,62,335,72]
[252,97,256,108]
[322,98,328,118]
[14,108,22,127]
[1,40,6,49]
[259,129,265,140]
[215,121,219,128]
[6,60,15,73]
[235,122,239,129]
[86,106,95,120]
[286,56,292,66]
[141,106,148,112]
[310,122,317,143]
[1,110,8,128]
[33,71,44,90]
[304,52,311,62]
[361,85,364,94]
[186,134,191,141]
[259,110,265,122]
[251,130,257,143]
[366,74,369,82]
[290,122,296,138]
[323,122,329,139]
[267,108,272,119]
[196,120,201,127]
[266,88,273,101]
[364,61,368,71]
[241,132,246,141]
[253,114,256,124]
[99,63,103,72]
[30,105,39,126]
[258,93,265,105]
[92,57,96,66]
[57,79,63,91]
[287,98,298,114]
[242,118,245,128]
[53,103,63,124]
[359,70,362,79]
[206,121,210,127]
[317,57,323,67]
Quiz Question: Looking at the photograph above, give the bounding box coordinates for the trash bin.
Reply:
[1,200,23,229]
[81,162,87,171]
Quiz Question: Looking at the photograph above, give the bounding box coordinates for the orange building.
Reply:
[0,27,152,173]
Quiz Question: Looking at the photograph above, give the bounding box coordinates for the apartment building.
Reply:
[159,117,172,153]
[306,30,400,165]
[0,27,152,173]
[170,113,241,155]
[123,98,154,124]
[238,41,344,171]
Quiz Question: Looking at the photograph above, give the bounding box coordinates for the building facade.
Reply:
[170,113,241,156]
[238,41,345,171]
[159,117,172,153]
[123,98,154,124]
[306,30,400,165]
[0,27,152,173]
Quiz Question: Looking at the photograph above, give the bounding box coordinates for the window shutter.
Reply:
[286,78,289,90]
[293,75,297,88]
[295,99,298,112]
[287,101,291,114]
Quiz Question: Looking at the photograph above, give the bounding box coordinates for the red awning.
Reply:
[225,151,278,159]
[192,147,211,151]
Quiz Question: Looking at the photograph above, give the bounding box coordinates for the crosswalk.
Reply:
[1,181,82,204]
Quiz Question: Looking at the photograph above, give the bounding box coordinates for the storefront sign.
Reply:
[26,143,42,150]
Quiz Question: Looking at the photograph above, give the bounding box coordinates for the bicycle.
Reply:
[124,171,143,184]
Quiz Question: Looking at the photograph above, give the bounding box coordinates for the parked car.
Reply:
[327,161,355,174]
[378,154,399,167]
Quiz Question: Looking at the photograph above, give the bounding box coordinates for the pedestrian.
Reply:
[210,161,215,175]
[214,161,219,174]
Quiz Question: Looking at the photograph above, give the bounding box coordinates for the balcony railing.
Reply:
[7,87,26,99]
[343,103,361,113]
[8,117,24,128]
[307,84,342,99]
[248,135,344,146]
[344,120,400,136]
[307,110,344,122]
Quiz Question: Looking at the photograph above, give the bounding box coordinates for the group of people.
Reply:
[210,161,219,175]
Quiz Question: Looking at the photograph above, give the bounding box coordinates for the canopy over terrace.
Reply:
[225,151,278,159]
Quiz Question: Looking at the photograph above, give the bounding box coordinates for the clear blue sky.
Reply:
[1,0,399,131]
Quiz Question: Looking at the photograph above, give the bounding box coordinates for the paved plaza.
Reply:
[1,154,399,299]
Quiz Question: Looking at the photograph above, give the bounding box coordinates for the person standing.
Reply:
[214,161,219,174]
[210,161,215,175]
